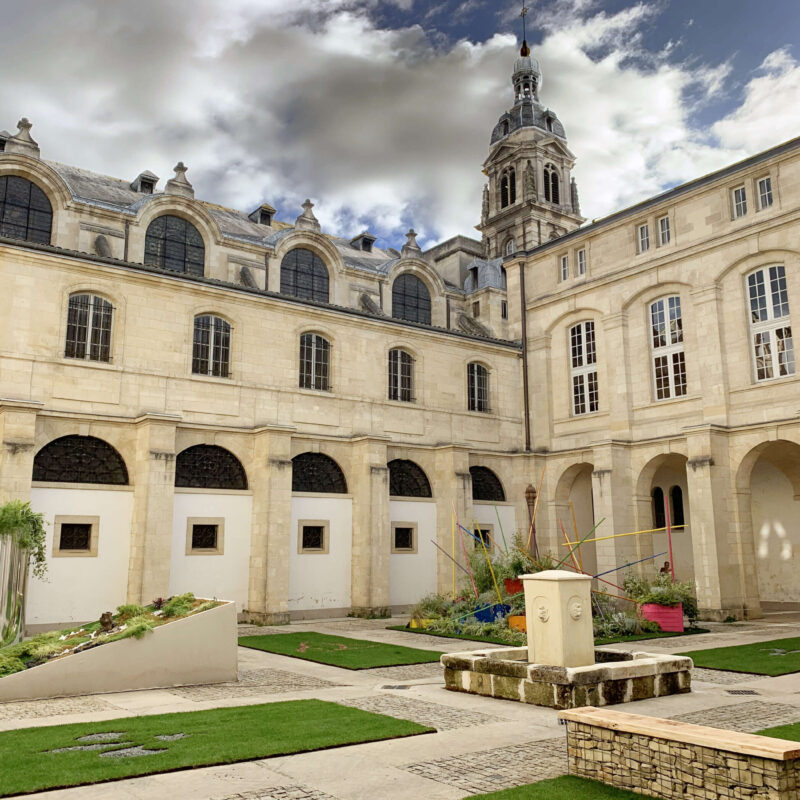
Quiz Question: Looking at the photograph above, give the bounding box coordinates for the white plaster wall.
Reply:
[571,470,597,576]
[27,488,134,627]
[289,496,352,612]
[169,492,253,611]
[751,460,800,602]
[389,499,437,606]
[651,464,694,584]
[472,502,517,554]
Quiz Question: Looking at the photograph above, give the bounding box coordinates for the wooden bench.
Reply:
[558,706,800,799]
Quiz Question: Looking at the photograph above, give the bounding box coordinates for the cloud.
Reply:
[0,1,798,250]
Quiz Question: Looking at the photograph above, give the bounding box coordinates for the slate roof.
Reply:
[463,257,506,292]
[490,99,567,145]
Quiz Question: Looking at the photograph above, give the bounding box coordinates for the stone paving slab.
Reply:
[0,695,114,720]
[691,667,766,684]
[167,668,339,702]
[364,663,444,680]
[339,694,502,731]
[215,787,338,800]
[670,700,800,732]
[404,737,567,794]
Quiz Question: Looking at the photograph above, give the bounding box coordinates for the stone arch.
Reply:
[553,462,596,576]
[469,466,505,502]
[292,452,348,494]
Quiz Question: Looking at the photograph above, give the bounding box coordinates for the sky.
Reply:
[1,0,799,250]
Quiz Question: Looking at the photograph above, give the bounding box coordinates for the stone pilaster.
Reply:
[528,333,552,448]
[690,285,730,426]
[0,400,43,502]
[126,413,180,605]
[434,446,472,596]
[600,313,631,438]
[349,437,390,615]
[245,426,293,624]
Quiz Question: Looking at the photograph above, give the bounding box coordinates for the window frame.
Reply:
[391,273,432,325]
[143,214,205,276]
[649,295,687,401]
[559,254,569,282]
[298,519,330,554]
[467,362,490,413]
[391,522,418,554]
[192,314,231,378]
[388,348,415,403]
[185,517,225,555]
[569,320,599,416]
[637,223,650,253]
[576,248,586,277]
[747,265,795,382]
[299,332,331,391]
[52,515,99,558]
[732,185,747,219]
[757,176,773,210]
[64,293,114,363]
[280,247,330,304]
[0,175,53,245]
[473,524,494,553]
[658,215,671,246]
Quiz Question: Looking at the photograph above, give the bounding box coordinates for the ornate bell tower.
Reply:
[477,23,584,258]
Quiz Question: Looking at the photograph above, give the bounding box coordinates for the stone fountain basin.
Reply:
[441,646,692,709]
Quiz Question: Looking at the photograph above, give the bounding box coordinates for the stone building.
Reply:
[1,43,798,627]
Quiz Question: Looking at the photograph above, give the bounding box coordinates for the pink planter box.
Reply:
[641,603,684,633]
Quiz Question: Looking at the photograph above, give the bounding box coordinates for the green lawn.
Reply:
[680,636,800,676]
[756,720,800,742]
[467,776,654,799]
[0,699,431,797]
[386,625,515,646]
[238,631,443,669]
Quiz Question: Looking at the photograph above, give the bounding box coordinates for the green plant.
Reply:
[410,593,452,621]
[0,654,25,676]
[115,603,145,621]
[161,592,195,618]
[0,500,47,578]
[623,572,699,624]
[117,615,154,640]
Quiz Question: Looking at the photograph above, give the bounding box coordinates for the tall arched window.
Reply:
[570,321,598,415]
[500,168,516,208]
[33,435,128,485]
[144,215,205,275]
[292,452,347,493]
[0,175,52,244]
[650,296,686,400]
[192,315,231,378]
[388,348,414,402]
[175,444,247,489]
[652,487,666,529]
[544,164,560,204]
[467,362,490,412]
[299,333,330,390]
[470,466,505,501]
[388,459,432,497]
[748,266,794,381]
[505,238,516,256]
[280,248,329,303]
[65,294,113,362]
[392,274,431,324]
[670,485,685,527]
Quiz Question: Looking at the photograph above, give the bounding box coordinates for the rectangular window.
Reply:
[576,248,586,276]
[501,300,508,320]
[658,216,670,245]
[748,265,795,381]
[53,516,99,558]
[192,315,231,378]
[472,301,480,317]
[391,524,417,553]
[638,224,650,253]
[569,321,598,415]
[191,524,218,550]
[60,523,91,551]
[299,334,330,391]
[185,517,224,554]
[733,186,747,218]
[468,363,490,412]
[758,177,773,209]
[388,349,414,402]
[650,296,686,400]
[65,294,113,362]
[559,254,569,281]
[473,527,493,552]
[298,520,329,554]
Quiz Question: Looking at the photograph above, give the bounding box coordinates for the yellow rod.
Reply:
[526,466,546,551]
[451,512,456,601]
[560,524,686,547]
[475,519,504,606]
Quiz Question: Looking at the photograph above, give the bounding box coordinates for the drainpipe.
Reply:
[519,261,531,452]
[123,220,130,262]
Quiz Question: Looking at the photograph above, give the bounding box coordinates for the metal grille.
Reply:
[65,294,113,362]
[280,248,329,303]
[191,524,218,549]
[0,175,52,244]
[388,459,431,498]
[32,435,128,485]
[301,525,324,550]
[292,452,347,494]
[59,523,91,551]
[299,333,330,390]
[469,466,505,501]
[192,315,231,377]
[144,215,205,276]
[393,527,414,550]
[175,444,248,490]
[392,274,431,325]
[388,349,414,402]
[467,362,489,412]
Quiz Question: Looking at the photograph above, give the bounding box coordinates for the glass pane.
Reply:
[775,326,795,376]
[748,271,767,322]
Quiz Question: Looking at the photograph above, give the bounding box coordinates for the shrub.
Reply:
[0,500,47,579]
[623,572,699,624]
[0,654,26,676]
[161,592,195,618]
[115,604,145,622]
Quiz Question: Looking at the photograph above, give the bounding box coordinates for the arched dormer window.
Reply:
[292,452,347,493]
[192,315,231,378]
[65,293,113,362]
[33,435,128,485]
[392,273,431,325]
[388,459,432,497]
[544,164,560,205]
[467,362,490,413]
[501,120,510,137]
[280,247,329,303]
[175,444,247,490]
[0,175,52,244]
[144,214,205,276]
[500,168,516,208]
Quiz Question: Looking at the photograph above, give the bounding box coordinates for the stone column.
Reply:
[0,400,43,502]
[349,437,390,615]
[528,333,552,449]
[245,426,293,624]
[690,285,730,426]
[600,312,631,439]
[434,446,471,595]
[126,413,180,605]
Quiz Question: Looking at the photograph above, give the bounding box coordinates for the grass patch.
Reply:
[387,625,514,646]
[756,720,800,742]
[680,636,800,676]
[595,627,709,646]
[238,632,442,669]
[0,699,431,797]
[466,775,654,799]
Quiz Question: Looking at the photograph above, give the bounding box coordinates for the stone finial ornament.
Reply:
[401,228,422,258]
[4,117,41,159]
[164,161,194,198]
[570,177,581,216]
[481,185,489,224]
[295,198,321,232]
[524,160,536,199]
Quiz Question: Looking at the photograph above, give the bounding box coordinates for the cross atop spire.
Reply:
[520,4,530,57]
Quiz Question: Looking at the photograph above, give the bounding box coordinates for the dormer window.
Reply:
[130,171,159,194]
[259,209,272,226]
[546,116,553,132]
[502,120,509,137]
[139,179,154,195]
[248,202,276,227]
[350,232,377,252]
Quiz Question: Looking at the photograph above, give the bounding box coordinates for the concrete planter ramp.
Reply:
[0,600,237,702]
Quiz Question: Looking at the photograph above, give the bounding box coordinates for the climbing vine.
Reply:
[0,500,48,578]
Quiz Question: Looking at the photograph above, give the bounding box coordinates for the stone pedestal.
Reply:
[522,569,593,668]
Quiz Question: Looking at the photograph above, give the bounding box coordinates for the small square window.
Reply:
[732,186,747,218]
[473,526,493,552]
[298,520,329,554]
[53,516,99,558]
[186,517,225,555]
[658,216,670,245]
[559,254,569,281]
[259,209,273,226]
[501,300,508,320]
[576,248,586,276]
[638,224,650,253]
[191,524,218,550]
[139,180,154,195]
[391,523,418,554]
[60,523,91,551]
[758,177,773,209]
[472,301,480,318]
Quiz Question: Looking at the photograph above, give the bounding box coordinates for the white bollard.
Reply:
[521,570,594,668]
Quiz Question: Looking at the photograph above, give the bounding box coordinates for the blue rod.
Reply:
[593,552,667,579]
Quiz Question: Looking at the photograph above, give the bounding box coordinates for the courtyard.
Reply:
[3,612,800,799]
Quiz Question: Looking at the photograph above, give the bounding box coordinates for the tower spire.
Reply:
[520,4,530,57]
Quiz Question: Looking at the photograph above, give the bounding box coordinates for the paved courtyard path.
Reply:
[5,614,800,799]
